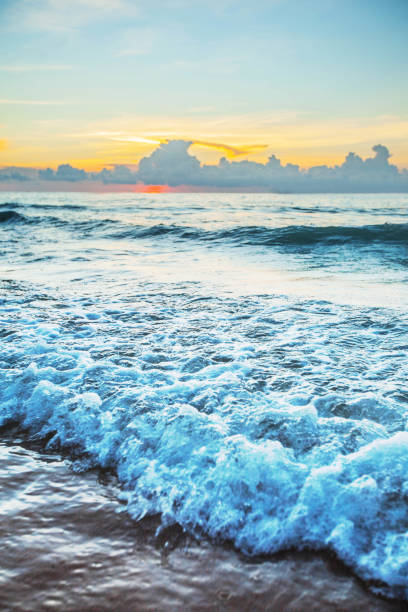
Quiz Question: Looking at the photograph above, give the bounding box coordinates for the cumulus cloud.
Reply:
[137,140,202,186]
[1,141,408,192]
[0,166,38,182]
[92,164,138,183]
[131,140,408,192]
[39,164,87,182]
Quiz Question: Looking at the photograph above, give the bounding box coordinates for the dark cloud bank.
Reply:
[1,141,408,192]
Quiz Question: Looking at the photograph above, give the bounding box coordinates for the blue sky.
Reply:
[0,0,407,169]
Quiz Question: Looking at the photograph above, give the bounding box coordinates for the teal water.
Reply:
[1,192,408,600]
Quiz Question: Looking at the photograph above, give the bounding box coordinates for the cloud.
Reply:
[127,140,408,192]
[97,133,267,157]
[192,140,268,157]
[2,141,408,192]
[0,99,68,105]
[0,65,73,71]
[96,132,162,145]
[137,140,202,186]
[92,164,137,183]
[39,164,88,181]
[0,166,38,181]
[4,0,140,33]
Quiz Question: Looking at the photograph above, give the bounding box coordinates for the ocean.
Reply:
[1,192,408,610]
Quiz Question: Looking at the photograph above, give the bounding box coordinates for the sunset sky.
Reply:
[0,0,407,171]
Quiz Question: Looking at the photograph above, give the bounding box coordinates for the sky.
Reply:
[0,0,407,185]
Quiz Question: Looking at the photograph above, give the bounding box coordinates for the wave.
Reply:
[0,210,30,224]
[1,287,408,600]
[0,209,67,227]
[0,202,21,209]
[0,201,89,211]
[112,222,408,247]
[1,203,407,250]
[0,208,117,231]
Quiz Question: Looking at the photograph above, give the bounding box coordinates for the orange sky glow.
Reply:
[1,113,408,173]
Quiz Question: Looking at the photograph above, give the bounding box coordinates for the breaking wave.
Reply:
[1,285,408,599]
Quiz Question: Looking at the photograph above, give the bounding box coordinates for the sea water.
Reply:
[1,192,408,602]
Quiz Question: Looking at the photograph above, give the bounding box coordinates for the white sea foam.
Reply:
[1,278,408,598]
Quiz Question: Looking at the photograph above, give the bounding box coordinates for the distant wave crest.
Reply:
[1,201,407,249]
[0,210,29,224]
[111,222,408,247]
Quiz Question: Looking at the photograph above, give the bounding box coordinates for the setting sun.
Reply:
[142,184,170,193]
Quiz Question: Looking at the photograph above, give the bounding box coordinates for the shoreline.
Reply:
[0,439,405,612]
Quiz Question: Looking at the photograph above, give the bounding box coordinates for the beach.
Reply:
[1,441,404,611]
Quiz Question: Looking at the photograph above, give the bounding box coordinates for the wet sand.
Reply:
[0,441,405,612]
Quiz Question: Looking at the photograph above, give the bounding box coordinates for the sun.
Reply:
[142,184,170,193]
